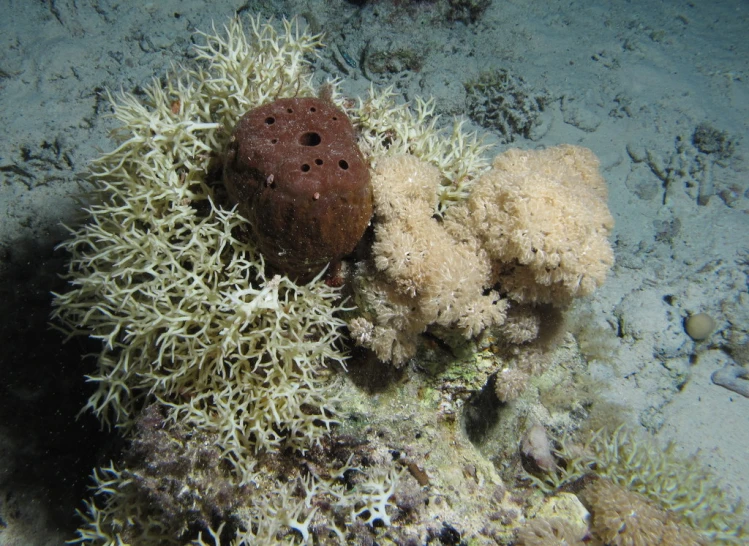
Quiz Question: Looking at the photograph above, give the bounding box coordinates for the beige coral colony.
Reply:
[52,14,746,546]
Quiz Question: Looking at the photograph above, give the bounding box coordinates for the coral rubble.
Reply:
[464,68,548,143]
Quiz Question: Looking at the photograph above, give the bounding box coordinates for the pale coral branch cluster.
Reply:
[52,15,349,471]
[350,85,493,213]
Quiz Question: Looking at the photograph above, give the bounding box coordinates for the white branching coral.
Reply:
[54,15,425,546]
[192,16,323,131]
[52,15,346,475]
[350,86,493,212]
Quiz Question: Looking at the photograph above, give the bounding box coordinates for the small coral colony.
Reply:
[52,14,746,546]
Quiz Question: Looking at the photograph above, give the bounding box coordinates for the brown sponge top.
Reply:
[224,97,372,281]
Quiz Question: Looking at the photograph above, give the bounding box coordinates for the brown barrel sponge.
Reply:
[223,97,373,281]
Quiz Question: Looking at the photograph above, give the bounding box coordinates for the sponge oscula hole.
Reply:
[339,159,349,170]
[299,132,321,146]
[315,159,323,165]
[264,116,275,125]
[301,164,311,172]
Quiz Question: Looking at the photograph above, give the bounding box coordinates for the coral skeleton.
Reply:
[73,451,404,546]
[464,68,548,143]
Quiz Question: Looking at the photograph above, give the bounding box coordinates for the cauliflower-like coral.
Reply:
[496,304,543,344]
[447,144,615,305]
[351,154,507,365]
[349,146,614,364]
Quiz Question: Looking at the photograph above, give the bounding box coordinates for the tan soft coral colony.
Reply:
[349,155,506,365]
[454,145,615,305]
[352,145,615,365]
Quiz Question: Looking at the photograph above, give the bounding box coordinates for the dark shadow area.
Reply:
[0,235,116,538]
[344,345,406,394]
[462,372,503,445]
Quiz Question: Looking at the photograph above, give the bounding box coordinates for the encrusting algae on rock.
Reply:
[50,11,747,546]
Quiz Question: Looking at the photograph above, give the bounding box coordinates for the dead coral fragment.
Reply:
[73,446,405,546]
[465,68,548,143]
[711,364,749,398]
[125,406,245,531]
